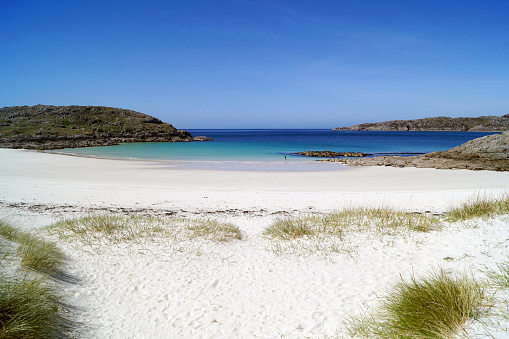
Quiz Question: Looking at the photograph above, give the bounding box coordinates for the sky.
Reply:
[1,0,509,129]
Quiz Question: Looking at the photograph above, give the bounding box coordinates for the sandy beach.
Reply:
[2,148,509,338]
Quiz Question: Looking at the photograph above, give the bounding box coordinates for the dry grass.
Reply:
[346,268,486,339]
[446,194,509,222]
[263,207,440,256]
[48,214,242,245]
[184,218,242,241]
[264,207,440,241]
[485,261,509,290]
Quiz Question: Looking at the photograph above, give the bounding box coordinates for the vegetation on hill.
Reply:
[0,105,205,150]
[334,115,509,132]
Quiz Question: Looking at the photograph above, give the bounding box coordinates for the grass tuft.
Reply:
[16,233,66,277]
[185,219,242,242]
[49,214,151,244]
[485,261,509,290]
[0,219,65,278]
[49,214,243,244]
[264,208,440,255]
[0,220,73,338]
[263,215,329,240]
[346,268,485,338]
[445,195,509,222]
[264,208,440,241]
[0,273,72,338]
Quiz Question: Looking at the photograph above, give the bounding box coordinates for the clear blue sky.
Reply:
[1,0,508,128]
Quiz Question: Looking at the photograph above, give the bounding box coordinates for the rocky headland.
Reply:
[334,115,509,132]
[0,105,211,150]
[324,131,509,171]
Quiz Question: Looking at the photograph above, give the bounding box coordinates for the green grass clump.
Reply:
[445,195,509,222]
[49,214,243,244]
[346,269,485,338]
[0,220,65,278]
[0,220,73,338]
[16,233,65,277]
[0,220,23,242]
[0,273,72,339]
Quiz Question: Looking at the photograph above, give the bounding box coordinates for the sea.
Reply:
[49,130,499,171]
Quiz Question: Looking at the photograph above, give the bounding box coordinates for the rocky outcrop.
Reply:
[192,136,213,141]
[326,132,509,171]
[334,115,509,132]
[0,105,211,150]
[294,151,371,157]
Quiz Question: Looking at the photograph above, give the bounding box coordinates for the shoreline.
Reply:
[2,148,509,338]
[43,148,348,172]
[2,148,508,213]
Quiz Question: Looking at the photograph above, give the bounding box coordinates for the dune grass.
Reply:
[48,214,242,244]
[184,218,243,241]
[0,220,73,338]
[485,261,509,290]
[0,219,65,277]
[445,194,509,222]
[264,207,440,241]
[16,233,65,278]
[0,220,22,242]
[0,273,72,339]
[263,207,440,256]
[346,268,486,339]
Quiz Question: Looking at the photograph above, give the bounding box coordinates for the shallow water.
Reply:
[50,129,497,171]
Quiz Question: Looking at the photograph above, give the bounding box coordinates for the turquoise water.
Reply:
[51,129,498,171]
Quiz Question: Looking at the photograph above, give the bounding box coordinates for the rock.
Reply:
[331,131,509,171]
[294,151,371,157]
[143,116,163,124]
[192,136,213,141]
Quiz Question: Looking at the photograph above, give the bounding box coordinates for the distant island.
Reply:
[334,115,509,132]
[0,105,211,150]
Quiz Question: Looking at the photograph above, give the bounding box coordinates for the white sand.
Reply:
[1,148,509,338]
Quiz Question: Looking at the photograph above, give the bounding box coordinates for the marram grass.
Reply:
[264,207,440,240]
[445,194,509,222]
[346,268,485,339]
[485,260,509,290]
[0,219,22,242]
[0,273,72,339]
[16,233,65,277]
[0,220,72,338]
[184,218,242,241]
[0,219,65,277]
[49,214,243,244]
